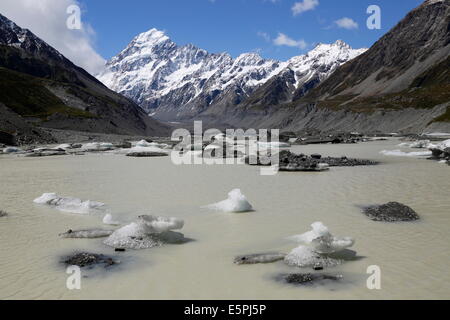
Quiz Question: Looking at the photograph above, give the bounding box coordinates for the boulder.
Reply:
[63,252,118,268]
[126,152,168,157]
[276,273,343,286]
[362,202,420,222]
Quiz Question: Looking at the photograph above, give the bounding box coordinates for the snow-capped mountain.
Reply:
[97,29,366,121]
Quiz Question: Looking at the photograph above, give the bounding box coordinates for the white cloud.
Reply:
[273,33,308,49]
[0,0,105,74]
[335,17,359,30]
[292,0,319,16]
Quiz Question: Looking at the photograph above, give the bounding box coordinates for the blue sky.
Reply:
[81,0,423,61]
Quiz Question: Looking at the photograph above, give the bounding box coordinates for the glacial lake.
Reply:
[0,139,449,299]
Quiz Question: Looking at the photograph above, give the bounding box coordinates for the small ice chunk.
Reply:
[399,140,431,149]
[103,214,121,226]
[59,229,114,239]
[288,222,354,254]
[33,193,106,214]
[204,189,253,213]
[3,147,22,153]
[81,142,114,151]
[55,144,72,150]
[380,150,432,157]
[138,215,184,233]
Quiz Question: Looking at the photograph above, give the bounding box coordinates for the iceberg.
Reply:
[380,150,432,157]
[288,222,354,254]
[103,215,185,250]
[33,193,107,214]
[398,140,431,149]
[135,140,169,149]
[429,139,450,151]
[204,189,254,213]
[81,142,114,151]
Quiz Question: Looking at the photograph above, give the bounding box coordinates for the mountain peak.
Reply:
[132,28,170,46]
[234,52,266,65]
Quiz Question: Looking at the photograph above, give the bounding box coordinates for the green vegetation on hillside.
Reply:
[0,67,95,119]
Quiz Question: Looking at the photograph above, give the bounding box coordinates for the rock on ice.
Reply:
[103,215,186,250]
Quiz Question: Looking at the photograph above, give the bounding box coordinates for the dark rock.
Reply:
[430,148,444,159]
[23,149,67,157]
[247,150,377,169]
[311,154,322,160]
[126,152,168,157]
[115,248,126,252]
[277,273,343,286]
[0,131,15,146]
[114,141,132,149]
[0,210,8,217]
[313,263,324,271]
[362,202,420,222]
[63,252,118,268]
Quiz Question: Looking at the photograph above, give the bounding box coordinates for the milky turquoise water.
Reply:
[0,139,449,300]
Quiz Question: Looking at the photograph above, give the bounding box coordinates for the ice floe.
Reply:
[204,189,254,213]
[33,193,107,214]
[2,147,22,153]
[81,142,114,151]
[398,140,431,149]
[135,140,170,149]
[380,150,432,157]
[103,215,186,250]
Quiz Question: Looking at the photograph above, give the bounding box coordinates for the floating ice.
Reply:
[59,229,114,239]
[204,189,254,213]
[398,140,431,149]
[135,140,169,149]
[54,144,73,150]
[288,222,354,254]
[33,193,107,214]
[429,139,450,151]
[2,147,22,153]
[284,246,342,268]
[138,215,184,233]
[81,142,114,151]
[103,215,185,250]
[103,214,121,226]
[380,150,432,157]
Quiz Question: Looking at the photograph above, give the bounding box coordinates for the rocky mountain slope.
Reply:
[97,30,365,122]
[0,13,169,145]
[225,0,450,133]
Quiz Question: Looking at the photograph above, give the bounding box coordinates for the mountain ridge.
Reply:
[97,30,366,122]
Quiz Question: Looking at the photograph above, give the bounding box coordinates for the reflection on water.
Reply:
[0,139,449,300]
